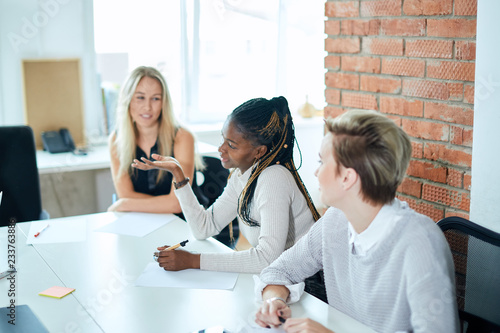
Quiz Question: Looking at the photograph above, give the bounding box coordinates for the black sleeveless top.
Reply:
[130,139,209,209]
[131,141,173,195]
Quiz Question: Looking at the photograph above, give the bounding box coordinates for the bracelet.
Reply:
[173,177,190,190]
[266,297,287,305]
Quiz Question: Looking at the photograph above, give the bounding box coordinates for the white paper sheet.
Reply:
[239,326,285,333]
[26,217,87,244]
[135,262,239,290]
[94,212,176,237]
[192,325,284,333]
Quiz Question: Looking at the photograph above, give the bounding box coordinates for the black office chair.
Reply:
[437,216,500,333]
[196,156,239,248]
[0,126,47,226]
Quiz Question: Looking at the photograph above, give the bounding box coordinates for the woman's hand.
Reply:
[154,247,201,271]
[255,298,292,329]
[132,154,185,181]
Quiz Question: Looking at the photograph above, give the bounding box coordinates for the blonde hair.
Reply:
[325,110,411,205]
[112,66,203,181]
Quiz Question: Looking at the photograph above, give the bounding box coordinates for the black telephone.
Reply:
[41,128,86,154]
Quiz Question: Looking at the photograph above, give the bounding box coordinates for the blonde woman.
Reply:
[108,66,206,214]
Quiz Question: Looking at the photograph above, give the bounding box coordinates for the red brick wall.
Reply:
[324,0,477,221]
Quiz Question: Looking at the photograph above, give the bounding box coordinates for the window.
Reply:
[93,0,326,126]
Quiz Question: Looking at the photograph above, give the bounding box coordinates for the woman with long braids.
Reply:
[133,96,320,274]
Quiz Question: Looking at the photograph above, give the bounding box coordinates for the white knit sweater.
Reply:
[258,199,459,333]
[174,165,315,273]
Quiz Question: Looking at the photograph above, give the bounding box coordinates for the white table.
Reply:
[0,224,101,332]
[2,213,375,333]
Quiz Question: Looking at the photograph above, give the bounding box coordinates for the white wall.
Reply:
[1,0,325,218]
[470,0,500,233]
[292,116,324,210]
[0,0,102,137]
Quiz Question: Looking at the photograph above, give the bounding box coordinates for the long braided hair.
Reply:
[229,96,320,226]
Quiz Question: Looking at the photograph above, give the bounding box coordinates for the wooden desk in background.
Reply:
[36,142,219,219]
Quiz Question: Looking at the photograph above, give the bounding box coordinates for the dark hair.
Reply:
[228,96,320,226]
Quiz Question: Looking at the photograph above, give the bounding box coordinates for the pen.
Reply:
[165,239,189,251]
[0,268,16,280]
[34,224,49,237]
[153,240,189,262]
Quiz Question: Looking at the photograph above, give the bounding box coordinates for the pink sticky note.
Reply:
[38,286,75,299]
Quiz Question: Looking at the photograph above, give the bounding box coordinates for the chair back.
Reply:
[195,156,238,247]
[437,216,500,333]
[0,126,43,226]
[196,156,230,207]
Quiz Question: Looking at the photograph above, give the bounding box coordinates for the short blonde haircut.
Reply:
[325,110,411,205]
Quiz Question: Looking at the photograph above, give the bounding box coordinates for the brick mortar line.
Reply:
[325,102,474,131]
[325,52,476,60]
[325,36,476,42]
[396,194,470,214]
[325,16,477,20]
[326,90,475,107]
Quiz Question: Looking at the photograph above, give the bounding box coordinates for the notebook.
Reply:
[38,286,75,299]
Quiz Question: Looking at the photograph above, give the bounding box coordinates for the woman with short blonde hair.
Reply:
[325,109,411,205]
[255,110,458,332]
